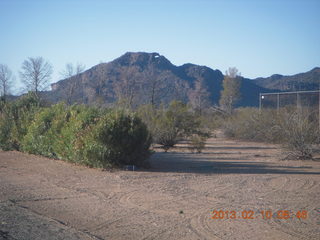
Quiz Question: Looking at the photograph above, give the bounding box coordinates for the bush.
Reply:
[189,135,207,153]
[21,104,151,168]
[222,108,283,143]
[0,93,41,150]
[0,112,13,150]
[137,101,208,151]
[280,111,318,160]
[222,107,319,160]
[79,111,151,167]
[53,104,101,161]
[22,104,99,159]
[21,103,95,159]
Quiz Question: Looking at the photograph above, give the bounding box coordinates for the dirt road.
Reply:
[0,136,319,240]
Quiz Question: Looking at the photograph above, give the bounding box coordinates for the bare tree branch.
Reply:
[189,78,210,115]
[219,67,241,114]
[113,66,138,109]
[19,57,53,94]
[0,64,13,100]
[59,62,86,105]
[60,62,85,79]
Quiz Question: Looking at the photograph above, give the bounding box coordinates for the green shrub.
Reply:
[0,93,41,150]
[222,108,283,143]
[21,104,151,168]
[53,105,101,161]
[152,118,178,151]
[198,111,225,132]
[21,103,67,157]
[79,111,151,167]
[22,104,101,159]
[280,110,319,159]
[0,113,13,150]
[189,135,207,153]
[138,101,208,151]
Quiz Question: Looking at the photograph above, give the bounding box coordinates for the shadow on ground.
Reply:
[145,152,320,175]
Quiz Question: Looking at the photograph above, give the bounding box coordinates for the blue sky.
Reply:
[0,0,319,94]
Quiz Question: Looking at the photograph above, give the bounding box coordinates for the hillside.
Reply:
[253,67,320,91]
[47,52,269,107]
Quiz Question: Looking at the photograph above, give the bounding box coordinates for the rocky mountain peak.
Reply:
[112,52,173,70]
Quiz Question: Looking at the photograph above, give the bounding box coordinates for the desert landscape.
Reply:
[1,133,319,240]
[1,1,319,239]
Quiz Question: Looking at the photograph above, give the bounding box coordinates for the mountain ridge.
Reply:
[47,52,319,107]
[252,67,320,91]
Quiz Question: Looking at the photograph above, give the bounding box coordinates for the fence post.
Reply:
[259,93,262,113]
[277,93,280,113]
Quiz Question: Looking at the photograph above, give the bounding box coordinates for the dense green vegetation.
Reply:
[0,93,41,150]
[0,94,212,168]
[137,101,210,152]
[1,91,317,167]
[0,94,151,168]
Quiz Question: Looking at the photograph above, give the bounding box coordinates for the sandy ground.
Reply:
[0,135,319,240]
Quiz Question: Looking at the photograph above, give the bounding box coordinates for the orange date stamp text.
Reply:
[211,210,308,220]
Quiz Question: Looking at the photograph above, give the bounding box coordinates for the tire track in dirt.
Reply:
[262,205,319,240]
[242,174,320,240]
[189,207,226,240]
[187,172,319,240]
[186,175,241,239]
[115,174,225,239]
[1,136,319,240]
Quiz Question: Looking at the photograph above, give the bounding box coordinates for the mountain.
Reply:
[47,52,269,107]
[252,67,320,91]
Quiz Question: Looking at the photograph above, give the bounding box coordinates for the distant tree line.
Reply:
[0,57,86,101]
[0,57,242,114]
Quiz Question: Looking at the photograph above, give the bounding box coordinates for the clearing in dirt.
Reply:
[0,135,319,240]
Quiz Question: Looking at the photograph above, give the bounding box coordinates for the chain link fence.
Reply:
[259,90,320,128]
